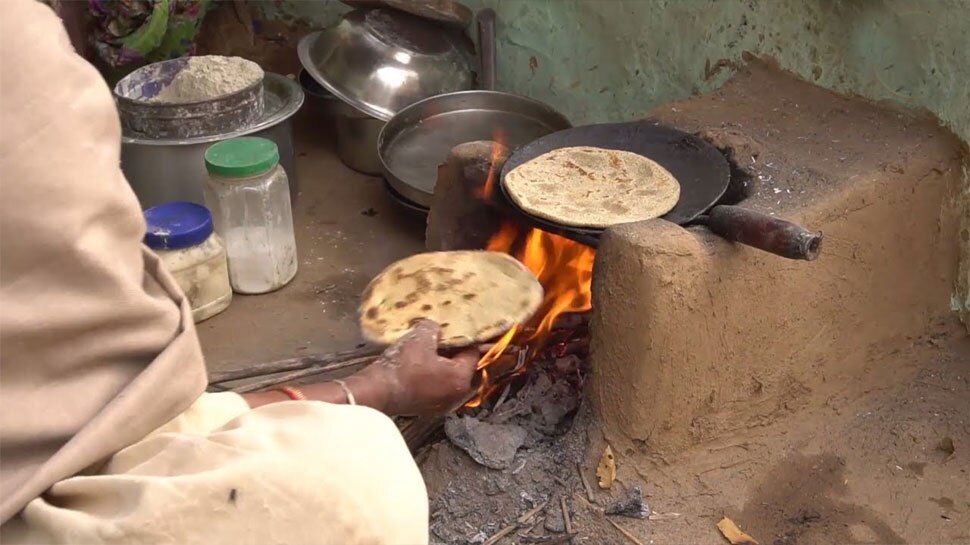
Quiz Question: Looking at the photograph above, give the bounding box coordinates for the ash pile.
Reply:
[419,321,595,545]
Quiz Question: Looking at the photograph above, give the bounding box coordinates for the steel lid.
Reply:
[298,9,474,121]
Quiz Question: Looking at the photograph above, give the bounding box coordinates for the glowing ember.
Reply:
[466,136,596,407]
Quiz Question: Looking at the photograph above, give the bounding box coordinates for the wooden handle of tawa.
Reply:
[703,204,823,261]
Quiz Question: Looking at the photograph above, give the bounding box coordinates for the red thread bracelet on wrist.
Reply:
[277,386,307,401]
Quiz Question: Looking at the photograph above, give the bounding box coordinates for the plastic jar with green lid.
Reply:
[144,202,232,322]
[203,137,298,294]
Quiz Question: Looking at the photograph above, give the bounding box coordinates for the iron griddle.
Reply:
[500,121,728,236]
[499,121,823,260]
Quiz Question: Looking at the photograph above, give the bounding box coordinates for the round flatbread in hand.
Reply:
[359,251,544,347]
[504,146,681,228]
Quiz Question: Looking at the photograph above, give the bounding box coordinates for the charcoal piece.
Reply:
[605,486,651,519]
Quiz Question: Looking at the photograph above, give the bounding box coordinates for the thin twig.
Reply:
[483,502,548,545]
[607,519,645,545]
[560,496,573,534]
[483,524,517,545]
[518,502,549,524]
[492,382,514,413]
[491,350,528,411]
[648,512,682,521]
[521,533,577,544]
[227,356,378,393]
[578,463,596,503]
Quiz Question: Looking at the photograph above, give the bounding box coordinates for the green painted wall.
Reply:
[257,0,970,323]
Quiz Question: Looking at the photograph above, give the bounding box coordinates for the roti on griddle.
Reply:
[359,251,543,348]
[504,146,681,228]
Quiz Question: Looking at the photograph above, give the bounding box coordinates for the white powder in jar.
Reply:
[150,56,264,103]
[155,234,233,322]
[224,226,298,294]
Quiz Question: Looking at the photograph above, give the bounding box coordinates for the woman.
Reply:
[0,1,476,543]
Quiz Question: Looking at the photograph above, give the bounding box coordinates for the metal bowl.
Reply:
[298,8,474,122]
[378,90,572,207]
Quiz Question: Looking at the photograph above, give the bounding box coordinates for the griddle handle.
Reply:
[477,9,497,91]
[705,205,822,261]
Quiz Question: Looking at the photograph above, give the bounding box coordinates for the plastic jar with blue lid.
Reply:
[144,202,232,323]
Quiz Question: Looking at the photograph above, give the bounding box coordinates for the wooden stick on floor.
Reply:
[208,345,383,385]
[223,355,380,393]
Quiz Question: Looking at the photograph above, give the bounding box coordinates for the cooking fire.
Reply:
[464,136,596,407]
[470,222,594,406]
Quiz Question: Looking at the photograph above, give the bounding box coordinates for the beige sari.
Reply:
[0,1,427,543]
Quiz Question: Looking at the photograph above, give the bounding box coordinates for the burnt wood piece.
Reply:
[340,0,473,28]
[426,140,509,251]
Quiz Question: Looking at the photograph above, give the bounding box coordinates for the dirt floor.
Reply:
[196,116,426,372]
[421,321,970,545]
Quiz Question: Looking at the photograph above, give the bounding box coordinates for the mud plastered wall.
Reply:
[254,0,970,328]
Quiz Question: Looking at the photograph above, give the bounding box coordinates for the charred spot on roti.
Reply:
[442,300,452,306]
[441,322,450,327]
[393,301,408,309]
[463,293,476,300]
[421,304,433,311]
[365,307,379,319]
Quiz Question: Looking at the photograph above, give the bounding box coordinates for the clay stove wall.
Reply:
[589,61,966,456]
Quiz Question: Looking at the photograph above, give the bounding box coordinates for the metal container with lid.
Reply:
[114,56,265,140]
[121,73,304,210]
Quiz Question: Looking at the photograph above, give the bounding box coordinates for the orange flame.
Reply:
[476,127,507,200]
[466,137,596,406]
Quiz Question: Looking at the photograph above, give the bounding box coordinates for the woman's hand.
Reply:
[243,319,479,415]
[360,319,479,416]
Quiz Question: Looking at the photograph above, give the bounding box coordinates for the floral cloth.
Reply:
[88,0,212,68]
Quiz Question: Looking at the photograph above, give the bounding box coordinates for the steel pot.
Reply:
[299,68,383,174]
[299,68,341,118]
[333,103,386,175]
[121,73,304,209]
